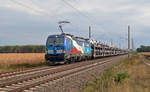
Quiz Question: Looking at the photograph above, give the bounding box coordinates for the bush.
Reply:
[114,72,130,83]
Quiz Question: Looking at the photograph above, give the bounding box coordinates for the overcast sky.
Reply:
[0,0,150,48]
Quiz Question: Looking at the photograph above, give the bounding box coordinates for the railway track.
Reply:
[0,66,52,78]
[0,56,114,79]
[0,55,126,92]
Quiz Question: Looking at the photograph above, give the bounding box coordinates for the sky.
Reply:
[0,0,150,48]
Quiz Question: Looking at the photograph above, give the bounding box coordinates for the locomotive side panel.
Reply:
[64,35,92,62]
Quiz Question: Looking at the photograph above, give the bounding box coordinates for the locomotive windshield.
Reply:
[47,37,64,46]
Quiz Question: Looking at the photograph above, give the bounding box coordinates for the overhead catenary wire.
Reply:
[61,0,94,24]
[11,0,106,36]
[10,0,80,33]
[11,0,43,15]
[10,0,127,48]
[10,0,66,20]
[65,0,129,48]
[61,0,107,33]
[61,0,117,40]
[61,0,109,31]
[30,0,68,20]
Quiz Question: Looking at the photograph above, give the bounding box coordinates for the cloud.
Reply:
[0,0,150,48]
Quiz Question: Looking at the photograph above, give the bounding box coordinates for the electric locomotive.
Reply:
[45,21,127,64]
[45,33,92,64]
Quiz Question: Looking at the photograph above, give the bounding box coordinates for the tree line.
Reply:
[0,45,45,53]
[137,45,150,52]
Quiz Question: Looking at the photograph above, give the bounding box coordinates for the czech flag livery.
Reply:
[66,35,84,54]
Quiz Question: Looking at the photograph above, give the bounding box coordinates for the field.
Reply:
[82,53,150,92]
[141,52,150,56]
[0,53,45,72]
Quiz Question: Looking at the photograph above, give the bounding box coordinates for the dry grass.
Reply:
[82,54,150,92]
[140,52,150,56]
[0,53,45,66]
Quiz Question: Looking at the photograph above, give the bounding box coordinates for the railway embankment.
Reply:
[82,53,150,92]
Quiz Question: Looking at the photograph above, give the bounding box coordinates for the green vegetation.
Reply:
[82,54,150,92]
[0,45,45,53]
[137,45,150,52]
[114,72,130,83]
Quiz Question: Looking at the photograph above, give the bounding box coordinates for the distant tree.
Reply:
[137,45,150,52]
[0,45,45,53]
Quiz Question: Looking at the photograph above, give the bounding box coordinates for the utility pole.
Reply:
[132,38,134,52]
[89,26,91,39]
[111,39,113,46]
[119,42,121,49]
[128,25,130,58]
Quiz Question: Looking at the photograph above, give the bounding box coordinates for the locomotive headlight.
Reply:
[63,49,66,53]
[45,50,48,53]
[48,50,53,54]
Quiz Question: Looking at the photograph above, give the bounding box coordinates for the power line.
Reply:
[63,0,109,32]
[11,0,126,47]
[10,0,63,19]
[11,0,42,14]
[30,0,65,20]
[61,0,94,24]
[12,0,109,40]
[61,0,120,41]
[11,0,85,34]
[61,0,109,34]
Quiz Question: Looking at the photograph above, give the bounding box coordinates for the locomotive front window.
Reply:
[47,37,64,46]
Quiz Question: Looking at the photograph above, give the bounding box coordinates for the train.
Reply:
[45,33,127,64]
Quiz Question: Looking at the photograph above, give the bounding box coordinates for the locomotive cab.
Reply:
[45,33,92,64]
[45,34,66,62]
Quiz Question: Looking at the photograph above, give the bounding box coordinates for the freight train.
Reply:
[45,33,127,64]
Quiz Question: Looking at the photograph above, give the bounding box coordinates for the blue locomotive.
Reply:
[45,32,127,64]
[45,33,92,64]
[45,20,128,64]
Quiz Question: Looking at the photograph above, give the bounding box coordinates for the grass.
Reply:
[0,53,46,72]
[114,72,130,83]
[82,53,150,92]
